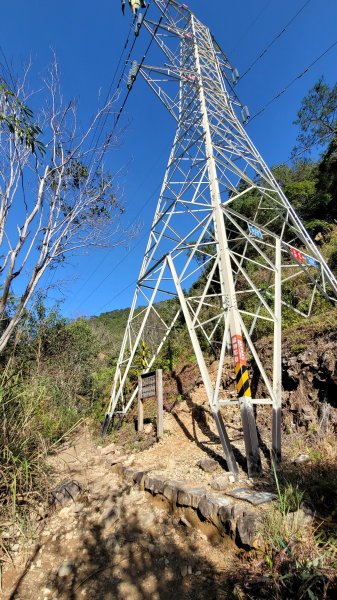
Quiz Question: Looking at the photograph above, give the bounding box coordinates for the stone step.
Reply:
[117,464,265,548]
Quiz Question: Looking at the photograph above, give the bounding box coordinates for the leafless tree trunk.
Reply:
[0,59,133,353]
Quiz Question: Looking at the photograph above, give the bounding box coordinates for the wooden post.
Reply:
[137,375,144,432]
[156,369,163,440]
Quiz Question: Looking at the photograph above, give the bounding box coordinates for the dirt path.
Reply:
[3,426,241,600]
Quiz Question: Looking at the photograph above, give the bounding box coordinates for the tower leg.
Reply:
[212,410,239,476]
[240,399,262,477]
[168,255,239,475]
[272,238,282,463]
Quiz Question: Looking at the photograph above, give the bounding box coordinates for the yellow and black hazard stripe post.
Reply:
[231,334,262,476]
[141,340,146,371]
[235,363,252,398]
[231,334,251,397]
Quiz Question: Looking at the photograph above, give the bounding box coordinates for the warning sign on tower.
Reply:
[231,335,247,366]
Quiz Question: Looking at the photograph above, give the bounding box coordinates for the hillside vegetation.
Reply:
[1,79,337,597]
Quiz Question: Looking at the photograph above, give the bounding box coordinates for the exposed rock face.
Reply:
[281,336,337,432]
[255,332,337,433]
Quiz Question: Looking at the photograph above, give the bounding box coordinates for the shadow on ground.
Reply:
[7,484,237,600]
[170,372,248,473]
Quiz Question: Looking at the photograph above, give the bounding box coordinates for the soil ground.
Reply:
[2,425,242,600]
[2,359,335,599]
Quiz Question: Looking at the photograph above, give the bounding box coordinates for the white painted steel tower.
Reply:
[102,0,337,477]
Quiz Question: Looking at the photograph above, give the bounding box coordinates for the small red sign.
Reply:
[231,335,247,366]
[290,247,305,262]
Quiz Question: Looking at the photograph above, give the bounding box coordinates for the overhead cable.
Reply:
[72,182,161,310]
[249,38,337,123]
[69,2,171,312]
[239,0,313,82]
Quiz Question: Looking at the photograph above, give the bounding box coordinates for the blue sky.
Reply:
[1,0,337,318]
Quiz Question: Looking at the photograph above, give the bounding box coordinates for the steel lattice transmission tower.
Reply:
[102,0,337,476]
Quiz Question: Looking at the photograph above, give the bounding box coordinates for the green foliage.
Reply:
[0,81,45,155]
[0,297,106,538]
[250,458,337,599]
[272,460,304,516]
[293,77,337,154]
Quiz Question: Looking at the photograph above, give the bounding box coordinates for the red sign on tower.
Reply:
[290,247,305,262]
[231,335,247,366]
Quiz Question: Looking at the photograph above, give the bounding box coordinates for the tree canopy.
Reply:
[293,77,337,155]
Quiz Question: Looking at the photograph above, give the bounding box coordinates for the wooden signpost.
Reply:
[137,369,163,440]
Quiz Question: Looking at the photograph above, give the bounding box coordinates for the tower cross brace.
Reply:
[102,0,337,477]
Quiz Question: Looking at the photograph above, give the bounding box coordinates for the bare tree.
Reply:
[0,59,132,353]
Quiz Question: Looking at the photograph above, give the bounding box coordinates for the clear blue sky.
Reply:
[1,0,337,318]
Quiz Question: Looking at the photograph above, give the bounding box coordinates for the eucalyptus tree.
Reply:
[0,60,132,353]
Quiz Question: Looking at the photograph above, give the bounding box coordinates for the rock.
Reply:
[294,454,310,465]
[144,423,153,434]
[210,473,229,492]
[133,471,147,488]
[218,502,232,525]
[163,480,185,503]
[107,455,128,466]
[198,494,231,524]
[236,513,259,547]
[177,486,205,509]
[73,502,85,514]
[231,504,244,521]
[123,467,136,482]
[138,511,155,528]
[180,516,192,528]
[225,488,276,506]
[11,544,20,552]
[228,475,236,484]
[180,565,188,577]
[124,454,135,466]
[197,458,218,473]
[286,508,313,530]
[101,442,116,455]
[49,480,82,509]
[144,475,166,495]
[57,560,74,578]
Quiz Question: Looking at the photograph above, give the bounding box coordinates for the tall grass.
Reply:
[0,362,84,546]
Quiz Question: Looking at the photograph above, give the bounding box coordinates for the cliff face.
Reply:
[162,330,337,432]
[281,333,337,432]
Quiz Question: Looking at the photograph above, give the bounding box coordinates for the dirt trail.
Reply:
[3,368,276,600]
[3,424,241,600]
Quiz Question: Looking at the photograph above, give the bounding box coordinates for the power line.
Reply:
[249,38,337,123]
[239,0,313,82]
[72,181,161,309]
[84,1,154,178]
[68,2,171,314]
[113,2,168,130]
[85,0,165,182]
[227,0,273,57]
[87,14,137,154]
[96,280,137,314]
